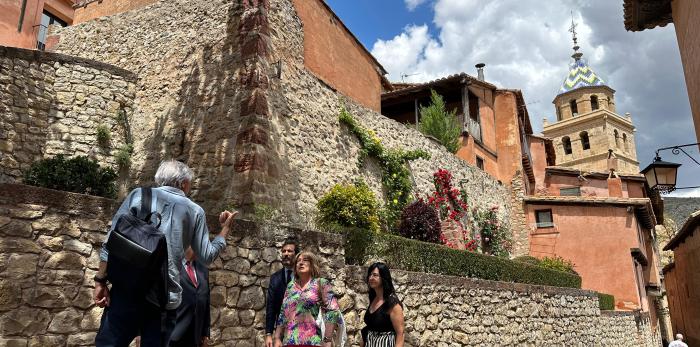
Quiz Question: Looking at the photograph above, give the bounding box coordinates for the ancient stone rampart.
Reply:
[0,184,660,346]
[0,46,136,183]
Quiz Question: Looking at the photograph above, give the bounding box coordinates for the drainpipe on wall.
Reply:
[18,0,29,32]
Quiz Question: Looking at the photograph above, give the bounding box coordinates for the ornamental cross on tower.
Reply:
[568,11,583,61]
[568,11,578,45]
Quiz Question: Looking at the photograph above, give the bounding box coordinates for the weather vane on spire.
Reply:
[568,11,583,61]
[568,11,578,45]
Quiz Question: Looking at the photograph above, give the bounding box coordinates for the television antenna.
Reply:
[400,72,420,82]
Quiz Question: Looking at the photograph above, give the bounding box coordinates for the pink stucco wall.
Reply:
[527,204,650,310]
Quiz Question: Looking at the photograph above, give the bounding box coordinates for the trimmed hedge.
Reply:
[598,292,615,310]
[346,228,582,288]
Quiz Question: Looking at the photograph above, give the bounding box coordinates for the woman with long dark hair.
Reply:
[360,262,404,347]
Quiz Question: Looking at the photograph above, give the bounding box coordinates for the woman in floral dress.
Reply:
[274,251,341,347]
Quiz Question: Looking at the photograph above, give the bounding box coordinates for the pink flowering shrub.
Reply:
[427,169,478,251]
[472,205,512,257]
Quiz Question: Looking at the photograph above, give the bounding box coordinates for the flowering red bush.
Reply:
[398,199,441,243]
[427,169,478,251]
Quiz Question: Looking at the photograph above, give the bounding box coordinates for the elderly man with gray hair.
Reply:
[93,160,236,347]
[669,334,688,347]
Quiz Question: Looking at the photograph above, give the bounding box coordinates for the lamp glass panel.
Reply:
[655,166,677,186]
[643,168,658,188]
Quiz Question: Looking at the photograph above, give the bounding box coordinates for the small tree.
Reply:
[419,90,461,153]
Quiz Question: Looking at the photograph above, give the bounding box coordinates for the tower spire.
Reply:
[568,11,583,61]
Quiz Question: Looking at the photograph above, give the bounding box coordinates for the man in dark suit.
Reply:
[170,247,210,347]
[265,237,300,347]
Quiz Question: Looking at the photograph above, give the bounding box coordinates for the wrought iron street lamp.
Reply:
[641,143,700,194]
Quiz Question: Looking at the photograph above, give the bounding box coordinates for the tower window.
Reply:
[623,133,628,151]
[570,99,578,116]
[562,136,572,155]
[580,131,590,150]
[591,95,599,110]
[614,130,620,148]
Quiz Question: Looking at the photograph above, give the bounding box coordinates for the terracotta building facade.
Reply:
[663,212,700,346]
[380,73,535,189]
[291,0,390,111]
[0,0,74,50]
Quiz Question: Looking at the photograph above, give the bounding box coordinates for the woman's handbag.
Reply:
[316,279,347,346]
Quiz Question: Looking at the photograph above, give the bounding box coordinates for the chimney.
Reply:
[475,63,485,81]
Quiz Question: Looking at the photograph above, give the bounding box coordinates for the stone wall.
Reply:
[52,0,245,207]
[0,184,660,346]
[265,0,512,227]
[0,184,116,346]
[51,0,515,232]
[0,46,136,183]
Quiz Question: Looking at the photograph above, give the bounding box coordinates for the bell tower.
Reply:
[542,18,639,174]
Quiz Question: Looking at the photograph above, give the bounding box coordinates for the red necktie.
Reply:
[186,261,198,287]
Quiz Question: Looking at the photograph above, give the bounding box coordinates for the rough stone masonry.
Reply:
[50,0,516,235]
[0,46,136,184]
[0,184,660,346]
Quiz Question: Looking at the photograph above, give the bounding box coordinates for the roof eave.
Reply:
[664,211,700,250]
[623,0,673,32]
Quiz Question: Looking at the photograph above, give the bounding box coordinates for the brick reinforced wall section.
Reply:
[0,184,661,346]
[0,46,136,183]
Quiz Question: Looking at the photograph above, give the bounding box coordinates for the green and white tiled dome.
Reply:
[558,58,607,94]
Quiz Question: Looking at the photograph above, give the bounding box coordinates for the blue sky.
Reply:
[326,0,700,198]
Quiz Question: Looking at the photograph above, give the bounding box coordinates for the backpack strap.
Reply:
[140,187,152,220]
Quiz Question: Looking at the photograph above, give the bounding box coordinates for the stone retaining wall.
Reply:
[0,46,136,183]
[0,184,659,346]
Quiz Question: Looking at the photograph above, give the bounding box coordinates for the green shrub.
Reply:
[115,144,133,169]
[316,181,381,233]
[23,155,117,198]
[346,228,582,288]
[598,292,615,310]
[338,108,430,229]
[96,125,111,147]
[513,255,541,266]
[539,256,578,275]
[418,90,461,153]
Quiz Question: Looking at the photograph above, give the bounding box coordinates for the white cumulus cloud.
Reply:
[404,0,429,11]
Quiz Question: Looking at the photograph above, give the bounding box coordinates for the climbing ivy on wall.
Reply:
[338,107,430,229]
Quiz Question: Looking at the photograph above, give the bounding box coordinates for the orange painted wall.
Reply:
[72,0,157,24]
[529,137,549,190]
[527,204,647,309]
[671,0,700,143]
[665,228,700,346]
[494,91,523,184]
[0,0,73,49]
[455,135,498,179]
[292,0,383,111]
[455,94,500,179]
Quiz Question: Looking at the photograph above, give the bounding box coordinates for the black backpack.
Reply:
[106,187,169,309]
